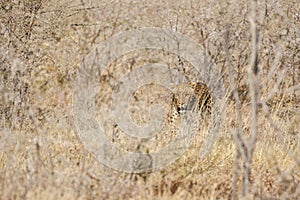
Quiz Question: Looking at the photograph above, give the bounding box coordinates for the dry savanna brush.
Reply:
[0,0,299,199]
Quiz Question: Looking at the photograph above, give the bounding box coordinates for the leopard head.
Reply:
[172,83,198,114]
[171,82,212,115]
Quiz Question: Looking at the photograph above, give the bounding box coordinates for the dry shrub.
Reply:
[0,0,299,199]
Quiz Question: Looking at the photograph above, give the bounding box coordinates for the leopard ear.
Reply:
[172,93,179,106]
[172,93,176,102]
[189,81,197,88]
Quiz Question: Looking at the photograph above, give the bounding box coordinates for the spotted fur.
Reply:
[189,82,212,114]
[168,82,212,133]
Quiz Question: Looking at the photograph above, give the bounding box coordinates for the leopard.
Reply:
[167,81,212,134]
[173,82,212,114]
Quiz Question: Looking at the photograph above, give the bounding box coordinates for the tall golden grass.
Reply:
[0,0,299,199]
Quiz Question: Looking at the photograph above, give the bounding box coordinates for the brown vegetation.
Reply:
[0,0,299,199]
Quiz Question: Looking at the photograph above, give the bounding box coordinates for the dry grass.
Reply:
[0,0,299,199]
